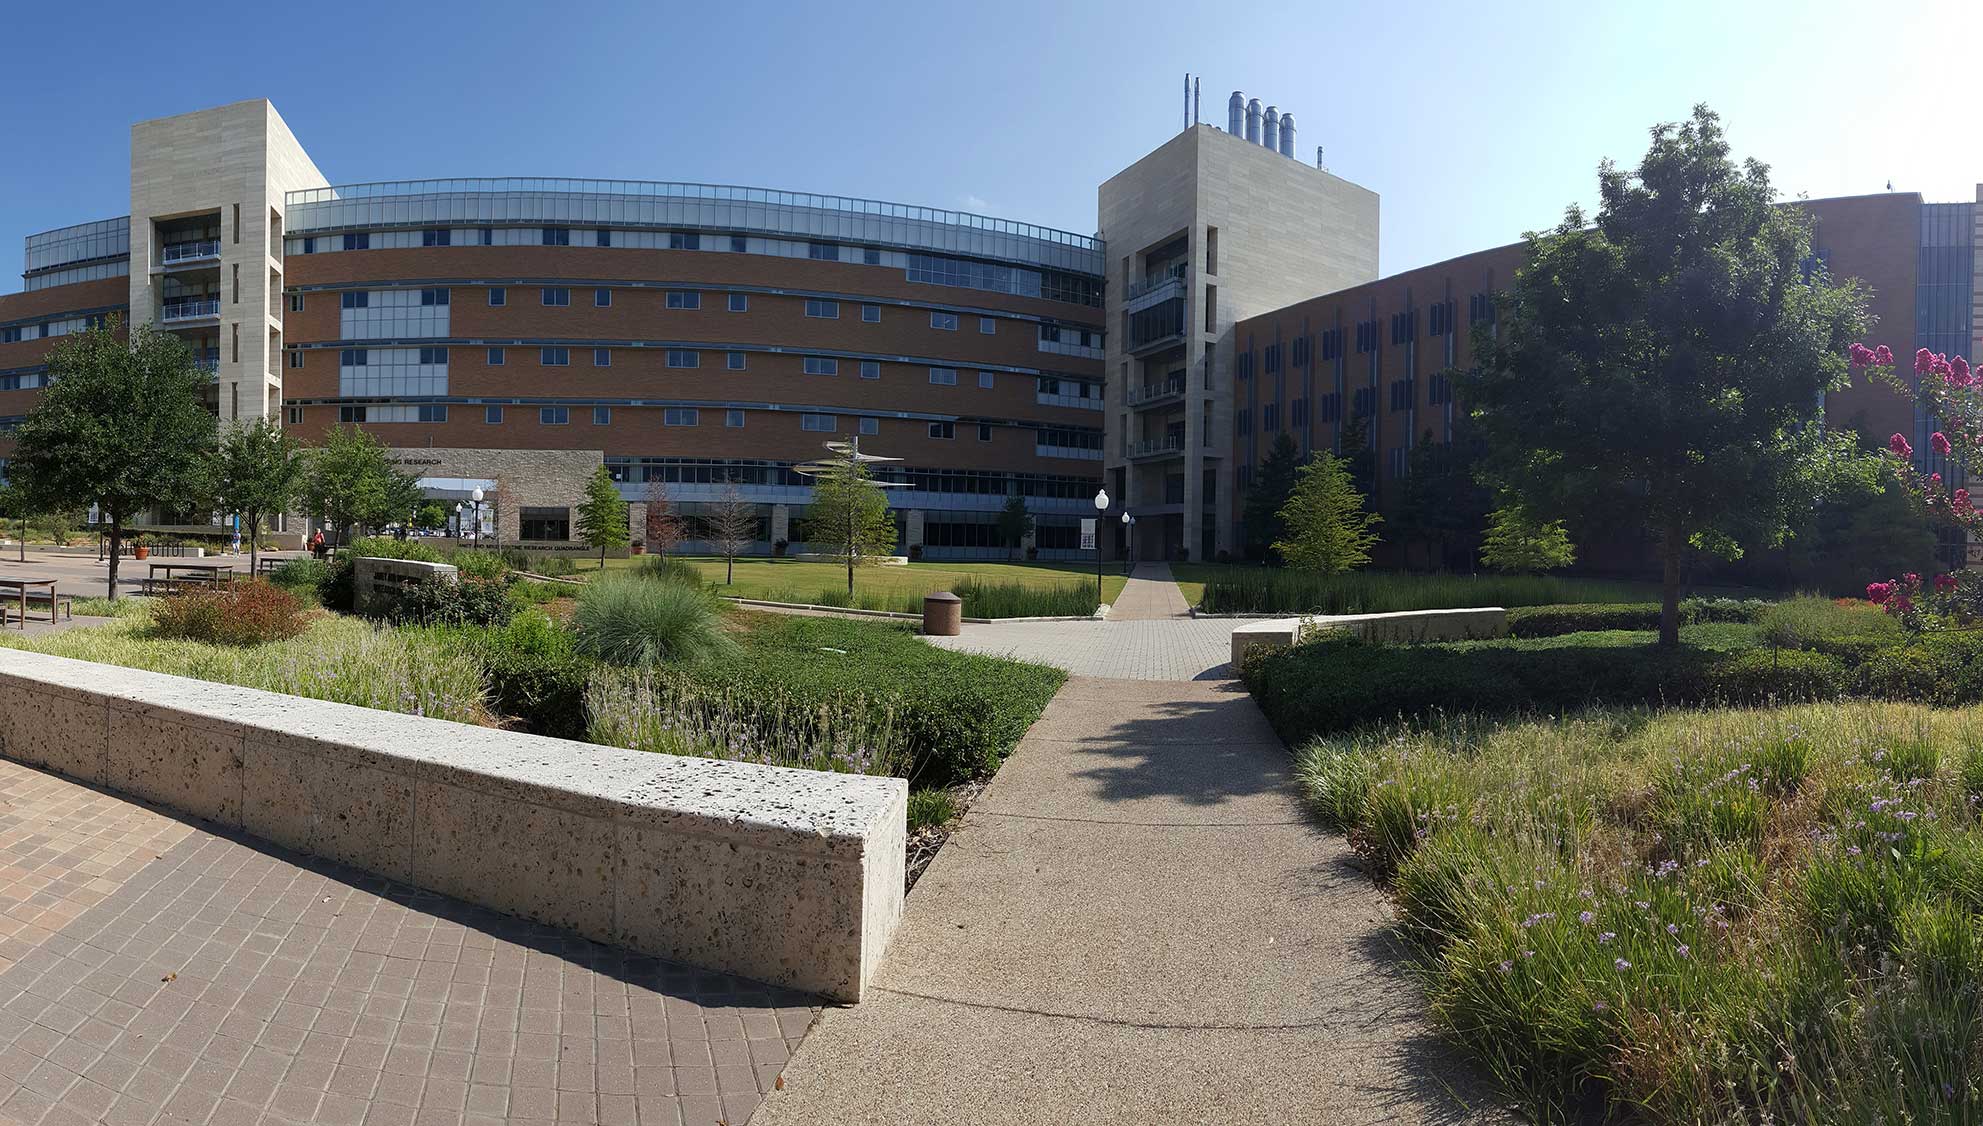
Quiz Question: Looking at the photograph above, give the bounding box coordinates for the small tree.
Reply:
[298,424,420,546]
[1479,502,1576,573]
[576,465,630,569]
[1273,451,1380,574]
[643,477,682,556]
[0,481,24,563]
[1242,433,1303,562]
[8,320,216,599]
[996,495,1034,561]
[214,418,303,576]
[807,462,898,596]
[706,480,757,584]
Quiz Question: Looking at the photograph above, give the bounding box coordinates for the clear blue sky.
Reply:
[3,0,1976,288]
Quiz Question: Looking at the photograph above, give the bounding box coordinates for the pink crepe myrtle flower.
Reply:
[1935,573,1959,593]
[1956,356,1973,384]
[1849,343,1876,367]
[1919,348,1937,375]
[1955,488,1974,518]
[1934,432,1954,456]
[1890,433,1913,458]
[1867,582,1893,604]
[1875,345,1894,365]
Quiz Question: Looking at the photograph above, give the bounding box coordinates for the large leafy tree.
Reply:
[213,417,303,576]
[298,424,421,546]
[1391,427,1491,571]
[806,461,898,596]
[1273,451,1380,573]
[996,494,1033,561]
[9,320,216,599]
[576,465,630,568]
[1462,105,1869,645]
[1242,433,1303,562]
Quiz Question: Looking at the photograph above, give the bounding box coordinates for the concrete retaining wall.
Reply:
[1230,607,1509,666]
[352,556,458,614]
[0,648,906,1001]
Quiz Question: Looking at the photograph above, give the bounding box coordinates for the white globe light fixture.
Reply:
[1091,488,1109,604]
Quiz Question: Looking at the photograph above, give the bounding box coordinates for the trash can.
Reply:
[923,591,962,636]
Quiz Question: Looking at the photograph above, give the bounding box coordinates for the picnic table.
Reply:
[0,578,63,629]
[144,561,234,595]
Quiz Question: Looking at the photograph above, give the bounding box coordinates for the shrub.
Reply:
[536,555,578,577]
[1508,597,1768,638]
[507,579,567,607]
[631,554,704,587]
[446,549,509,580]
[1755,595,1901,660]
[267,557,333,606]
[1200,570,1666,616]
[344,536,444,563]
[907,789,958,832]
[441,610,592,738]
[150,580,308,646]
[571,574,731,665]
[383,575,515,628]
[951,577,1096,618]
[1706,649,1847,705]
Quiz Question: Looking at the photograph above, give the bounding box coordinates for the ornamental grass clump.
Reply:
[571,574,732,666]
[585,668,909,776]
[1295,699,1983,1123]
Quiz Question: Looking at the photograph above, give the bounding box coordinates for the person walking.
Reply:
[310,529,326,560]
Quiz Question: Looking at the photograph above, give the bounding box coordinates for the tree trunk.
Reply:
[1659,530,1682,648]
[247,511,259,577]
[726,554,734,585]
[105,517,121,601]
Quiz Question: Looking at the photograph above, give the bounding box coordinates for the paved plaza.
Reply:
[929,565,1231,680]
[0,759,814,1126]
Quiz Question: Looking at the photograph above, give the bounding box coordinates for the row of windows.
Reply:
[0,312,109,344]
[603,457,1100,499]
[305,346,1090,389]
[311,403,1093,448]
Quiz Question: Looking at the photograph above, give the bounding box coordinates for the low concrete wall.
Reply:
[0,648,906,1002]
[1230,607,1509,666]
[352,556,458,614]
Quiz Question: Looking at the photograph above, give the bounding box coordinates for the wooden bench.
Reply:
[1,591,72,626]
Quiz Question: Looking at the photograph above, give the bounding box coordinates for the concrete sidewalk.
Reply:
[1104,562,1191,620]
[750,678,1505,1125]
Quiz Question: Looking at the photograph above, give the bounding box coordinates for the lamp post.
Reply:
[1093,487,1110,604]
[1121,510,1135,572]
[470,486,486,548]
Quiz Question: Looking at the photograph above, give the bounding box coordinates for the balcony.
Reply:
[160,239,221,266]
[1125,264,1187,313]
[192,350,220,376]
[162,298,220,323]
[1124,436,1186,461]
[1126,378,1187,409]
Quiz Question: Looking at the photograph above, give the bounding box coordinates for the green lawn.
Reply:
[572,555,1127,611]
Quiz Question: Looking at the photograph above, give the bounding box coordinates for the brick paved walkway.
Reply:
[0,758,815,1126]
[926,617,1233,681]
[1102,563,1190,621]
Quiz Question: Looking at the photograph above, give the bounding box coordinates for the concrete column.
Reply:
[905,509,925,550]
[771,504,791,545]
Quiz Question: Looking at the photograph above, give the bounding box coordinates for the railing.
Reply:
[1036,338,1105,360]
[1126,263,1188,301]
[1124,437,1186,459]
[162,298,219,321]
[1126,379,1187,407]
[1127,324,1185,354]
[192,351,220,375]
[161,239,220,264]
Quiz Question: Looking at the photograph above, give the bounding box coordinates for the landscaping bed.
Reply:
[1294,698,1983,1122]
[1189,567,1702,616]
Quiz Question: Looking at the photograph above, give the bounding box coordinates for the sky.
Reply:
[2,0,1978,287]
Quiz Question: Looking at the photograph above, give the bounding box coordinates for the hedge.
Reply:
[1507,597,1768,638]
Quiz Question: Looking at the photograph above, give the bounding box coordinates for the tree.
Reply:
[0,481,25,563]
[1784,460,1937,595]
[996,495,1034,561]
[1336,413,1377,500]
[706,479,757,584]
[297,424,421,546]
[414,501,449,531]
[576,465,629,568]
[1391,428,1492,571]
[643,478,682,556]
[1461,106,1868,645]
[1479,502,1576,573]
[7,319,216,599]
[1242,433,1303,562]
[213,418,303,576]
[1273,451,1381,573]
[806,461,898,596]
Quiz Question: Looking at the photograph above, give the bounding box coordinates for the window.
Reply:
[419,288,449,306]
[860,361,880,379]
[801,413,836,432]
[540,406,569,425]
[488,287,506,307]
[418,405,448,423]
[1291,398,1308,427]
[1263,343,1281,374]
[1390,447,1408,479]
[804,299,839,319]
[421,228,450,247]
[666,350,700,368]
[1390,379,1415,411]
[301,237,315,254]
[1355,319,1376,353]
[859,417,879,436]
[418,347,448,364]
[541,347,570,366]
[725,409,745,428]
[342,233,369,251]
[287,407,302,425]
[804,357,838,375]
[665,291,700,310]
[595,288,613,307]
[1236,409,1251,436]
[978,371,995,388]
[930,311,959,331]
[485,405,504,424]
[593,348,611,367]
[1234,351,1252,380]
[727,293,747,312]
[1428,301,1454,336]
[1390,310,1417,345]
[341,291,368,309]
[1318,393,1341,422]
[519,507,570,542]
[727,352,747,371]
[287,350,303,370]
[928,421,956,439]
[978,423,992,442]
[1320,327,1343,361]
[1353,386,1375,417]
[338,406,366,423]
[729,236,747,253]
[808,242,838,261]
[1428,373,1453,404]
[542,227,570,246]
[978,317,996,335]
[288,294,304,313]
[488,347,505,365]
[340,349,367,366]
[928,367,958,385]
[863,248,881,266]
[1291,337,1310,367]
[664,408,698,427]
[1263,402,1280,430]
[542,287,570,306]
[669,232,699,250]
[479,227,493,246]
[1469,292,1496,324]
[595,229,611,248]
[861,304,880,323]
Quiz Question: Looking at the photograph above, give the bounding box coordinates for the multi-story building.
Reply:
[2,100,1108,557]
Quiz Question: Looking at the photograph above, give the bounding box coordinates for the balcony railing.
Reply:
[1126,263,1188,301]
[1126,379,1187,407]
[162,298,219,322]
[161,239,221,264]
[1124,436,1186,460]
[192,350,220,375]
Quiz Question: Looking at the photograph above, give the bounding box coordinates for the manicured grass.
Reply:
[1186,565,1679,615]
[1297,699,1983,1122]
[574,555,1127,614]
